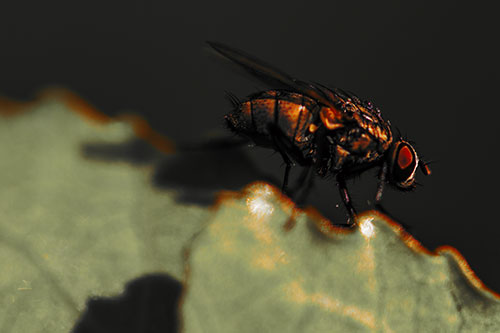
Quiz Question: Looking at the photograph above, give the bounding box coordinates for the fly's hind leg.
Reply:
[268,125,294,194]
[278,151,293,195]
[267,124,310,196]
[336,174,357,226]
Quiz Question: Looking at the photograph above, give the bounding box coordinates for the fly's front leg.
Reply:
[336,174,357,225]
[375,162,388,203]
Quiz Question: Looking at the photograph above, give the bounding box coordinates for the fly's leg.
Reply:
[336,174,357,225]
[279,153,293,194]
[267,124,311,196]
[375,162,388,203]
[268,125,294,194]
[266,127,313,230]
[283,168,315,231]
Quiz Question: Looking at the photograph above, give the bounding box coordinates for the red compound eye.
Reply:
[391,142,419,188]
[397,145,413,169]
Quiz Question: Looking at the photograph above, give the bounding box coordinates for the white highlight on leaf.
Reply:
[246,186,274,219]
[359,217,375,239]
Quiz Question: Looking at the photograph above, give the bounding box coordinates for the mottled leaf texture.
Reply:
[183,183,500,332]
[0,92,208,332]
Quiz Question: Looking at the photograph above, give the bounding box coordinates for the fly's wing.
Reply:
[208,41,340,109]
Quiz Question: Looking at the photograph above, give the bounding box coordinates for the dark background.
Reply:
[2,0,499,302]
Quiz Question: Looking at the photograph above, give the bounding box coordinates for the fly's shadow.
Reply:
[72,273,181,333]
[81,136,279,206]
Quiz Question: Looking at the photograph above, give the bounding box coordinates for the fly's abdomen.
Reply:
[225,90,318,147]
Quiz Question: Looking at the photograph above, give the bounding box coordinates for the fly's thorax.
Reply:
[321,131,380,173]
[351,110,393,151]
[315,107,391,166]
[319,99,392,151]
[319,105,344,131]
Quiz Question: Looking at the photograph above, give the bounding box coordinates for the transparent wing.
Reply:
[208,42,340,109]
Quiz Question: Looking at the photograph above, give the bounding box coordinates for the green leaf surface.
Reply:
[0,97,208,332]
[183,183,500,332]
[2,92,500,332]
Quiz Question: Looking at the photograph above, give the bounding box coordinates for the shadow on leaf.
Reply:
[81,138,162,165]
[72,274,182,333]
[81,139,278,206]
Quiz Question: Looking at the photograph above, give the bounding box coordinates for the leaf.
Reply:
[0,93,209,332]
[2,90,500,332]
[183,183,500,332]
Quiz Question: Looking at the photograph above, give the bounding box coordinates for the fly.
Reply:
[208,42,431,225]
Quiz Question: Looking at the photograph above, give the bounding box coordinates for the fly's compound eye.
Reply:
[389,141,419,189]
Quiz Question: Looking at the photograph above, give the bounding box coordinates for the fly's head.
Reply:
[387,139,431,190]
